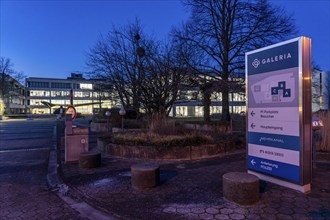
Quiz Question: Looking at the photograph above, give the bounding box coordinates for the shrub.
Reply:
[124,119,147,129]
[316,111,330,152]
[148,113,175,135]
[93,108,121,126]
[112,132,213,147]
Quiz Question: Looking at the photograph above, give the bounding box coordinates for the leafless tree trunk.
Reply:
[312,67,330,111]
[324,72,330,110]
[92,80,114,109]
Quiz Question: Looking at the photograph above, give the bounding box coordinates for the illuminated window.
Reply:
[80,83,93,90]
[51,91,70,97]
[30,99,49,106]
[30,90,50,97]
[176,106,187,117]
[195,106,203,116]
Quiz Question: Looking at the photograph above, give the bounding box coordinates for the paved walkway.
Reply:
[60,147,330,220]
[1,119,329,219]
[0,119,87,219]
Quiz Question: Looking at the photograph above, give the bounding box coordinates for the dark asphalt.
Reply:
[0,119,86,219]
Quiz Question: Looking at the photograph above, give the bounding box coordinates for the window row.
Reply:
[178,91,246,102]
[29,90,111,98]
[28,82,94,90]
[174,105,246,117]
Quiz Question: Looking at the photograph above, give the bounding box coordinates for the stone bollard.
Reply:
[131,163,160,189]
[223,172,259,205]
[79,151,101,169]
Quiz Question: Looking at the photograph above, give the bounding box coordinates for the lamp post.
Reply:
[312,117,324,169]
[119,105,126,131]
[105,110,111,133]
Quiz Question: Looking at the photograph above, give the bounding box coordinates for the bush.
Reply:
[112,132,213,147]
[315,111,330,152]
[124,119,147,129]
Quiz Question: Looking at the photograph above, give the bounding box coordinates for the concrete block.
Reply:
[79,152,101,169]
[131,163,160,189]
[223,172,259,205]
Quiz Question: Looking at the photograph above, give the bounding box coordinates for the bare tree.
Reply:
[92,79,115,110]
[87,20,148,116]
[0,58,11,114]
[138,43,189,116]
[87,20,188,117]
[174,0,297,122]
[0,57,14,98]
[0,57,27,115]
[312,63,330,111]
[312,67,322,111]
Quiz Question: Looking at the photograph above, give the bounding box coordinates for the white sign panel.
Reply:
[246,37,312,192]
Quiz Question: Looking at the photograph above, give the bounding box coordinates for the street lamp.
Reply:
[105,110,111,133]
[119,105,126,131]
[312,117,324,169]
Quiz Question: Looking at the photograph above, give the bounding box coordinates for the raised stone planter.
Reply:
[79,151,101,169]
[97,137,237,160]
[223,172,259,205]
[131,163,160,189]
[183,123,230,132]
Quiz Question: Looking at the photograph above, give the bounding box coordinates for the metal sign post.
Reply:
[245,37,312,193]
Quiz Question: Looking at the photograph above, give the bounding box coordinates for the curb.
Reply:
[47,124,64,191]
[47,123,116,220]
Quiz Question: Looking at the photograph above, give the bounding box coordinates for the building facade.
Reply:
[171,74,246,117]
[26,73,113,114]
[0,74,26,115]
[171,91,246,117]
[10,69,329,117]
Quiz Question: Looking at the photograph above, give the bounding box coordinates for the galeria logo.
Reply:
[252,59,260,68]
[252,53,292,69]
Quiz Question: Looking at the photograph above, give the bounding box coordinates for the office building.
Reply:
[19,69,330,117]
[0,74,26,115]
[26,73,113,114]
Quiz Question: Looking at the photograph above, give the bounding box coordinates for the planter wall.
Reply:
[97,138,238,160]
[183,123,230,133]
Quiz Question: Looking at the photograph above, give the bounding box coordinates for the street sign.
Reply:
[66,105,77,121]
[246,37,312,193]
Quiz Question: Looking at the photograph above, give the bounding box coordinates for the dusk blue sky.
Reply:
[0,0,329,79]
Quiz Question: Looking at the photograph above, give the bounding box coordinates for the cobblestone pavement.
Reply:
[0,119,86,220]
[61,150,330,220]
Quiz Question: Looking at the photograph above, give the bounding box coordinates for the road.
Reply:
[0,119,85,219]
